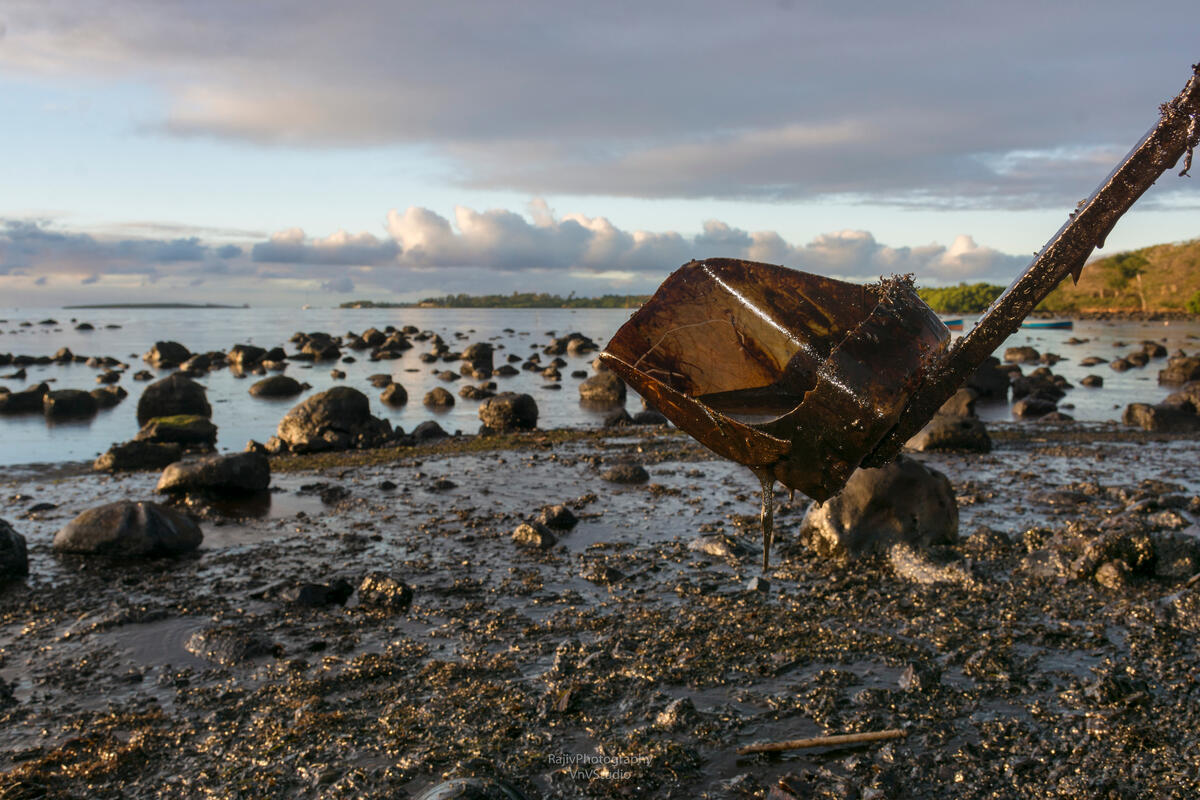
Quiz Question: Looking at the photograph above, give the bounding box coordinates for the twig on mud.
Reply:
[737,728,907,755]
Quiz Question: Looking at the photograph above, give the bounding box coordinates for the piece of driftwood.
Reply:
[737,728,907,755]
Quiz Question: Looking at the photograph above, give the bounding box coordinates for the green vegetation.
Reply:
[916,282,1005,313]
[1038,238,1200,314]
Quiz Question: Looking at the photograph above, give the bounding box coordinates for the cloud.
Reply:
[251,228,398,266]
[1,1,1196,208]
[1,206,1032,309]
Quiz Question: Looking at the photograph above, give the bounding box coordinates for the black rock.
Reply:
[479,392,538,432]
[137,373,212,424]
[357,572,414,612]
[53,501,202,557]
[602,463,649,484]
[94,441,183,472]
[156,452,271,495]
[0,518,29,582]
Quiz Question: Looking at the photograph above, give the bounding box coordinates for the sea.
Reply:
[1,305,1197,470]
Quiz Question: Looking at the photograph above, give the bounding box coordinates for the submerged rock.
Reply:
[53,500,202,557]
[578,372,626,407]
[156,452,271,495]
[275,386,392,453]
[142,341,191,368]
[43,388,98,419]
[249,375,305,397]
[0,383,49,415]
[137,373,212,424]
[423,387,455,408]
[0,518,29,582]
[135,415,218,449]
[800,455,958,558]
[93,440,183,472]
[479,392,539,433]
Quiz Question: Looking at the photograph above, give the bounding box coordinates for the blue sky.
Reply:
[1,1,1197,306]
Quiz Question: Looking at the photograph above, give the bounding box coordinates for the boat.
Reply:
[942,318,963,330]
[1020,320,1073,330]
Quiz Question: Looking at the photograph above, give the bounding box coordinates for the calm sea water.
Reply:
[1,305,1197,469]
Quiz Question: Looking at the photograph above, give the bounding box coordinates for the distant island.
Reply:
[342,292,650,309]
[1037,238,1200,314]
[63,302,249,309]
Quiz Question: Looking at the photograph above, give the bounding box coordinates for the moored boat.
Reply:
[1020,320,1073,329]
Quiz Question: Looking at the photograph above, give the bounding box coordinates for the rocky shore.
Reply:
[2,417,1200,799]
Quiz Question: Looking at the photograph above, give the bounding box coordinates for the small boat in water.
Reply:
[1020,320,1074,330]
[942,318,963,330]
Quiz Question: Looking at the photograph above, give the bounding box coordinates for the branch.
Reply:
[737,728,907,754]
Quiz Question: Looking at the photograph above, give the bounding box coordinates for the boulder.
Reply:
[275,386,392,453]
[0,518,29,582]
[249,375,305,397]
[423,387,455,408]
[1003,346,1040,364]
[579,372,626,407]
[1012,396,1058,419]
[1080,374,1104,388]
[142,341,191,368]
[479,392,539,433]
[137,373,212,424]
[906,414,991,453]
[53,500,202,557]
[937,387,978,417]
[459,384,495,401]
[1122,402,1200,433]
[460,342,494,378]
[602,463,649,484]
[965,357,1009,401]
[410,420,449,442]
[43,389,98,419]
[512,522,557,549]
[156,452,271,495]
[381,383,408,406]
[535,504,578,531]
[90,385,127,408]
[93,440,183,472]
[0,383,49,415]
[1160,356,1200,385]
[1163,381,1200,412]
[228,344,267,369]
[631,410,669,426]
[800,456,958,558]
[135,415,218,449]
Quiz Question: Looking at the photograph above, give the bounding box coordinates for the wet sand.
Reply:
[2,423,1200,798]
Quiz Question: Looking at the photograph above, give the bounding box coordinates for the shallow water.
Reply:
[1,306,1197,469]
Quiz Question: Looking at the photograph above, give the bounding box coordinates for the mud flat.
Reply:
[2,424,1200,798]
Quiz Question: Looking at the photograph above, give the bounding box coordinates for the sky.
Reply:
[1,0,1198,307]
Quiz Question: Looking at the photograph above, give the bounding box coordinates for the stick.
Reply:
[737,728,906,754]
[864,62,1200,467]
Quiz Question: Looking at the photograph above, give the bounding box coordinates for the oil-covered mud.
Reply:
[2,424,1200,799]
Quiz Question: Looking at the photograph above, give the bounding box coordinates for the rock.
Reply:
[479,392,539,432]
[1122,402,1200,432]
[275,386,392,453]
[436,370,460,382]
[43,389,98,419]
[410,420,449,442]
[579,372,626,407]
[96,369,122,384]
[688,534,746,559]
[888,542,976,587]
[655,697,698,730]
[1110,357,1133,372]
[937,387,978,417]
[545,332,597,355]
[494,364,520,377]
[602,463,649,484]
[0,383,49,415]
[906,413,991,452]
[90,385,127,408]
[0,518,29,582]
[1003,346,1040,364]
[1012,396,1057,419]
[535,504,578,531]
[1153,533,1200,579]
[460,343,494,378]
[603,408,633,427]
[227,344,267,369]
[135,415,218,449]
[631,410,669,426]
[381,383,408,406]
[745,576,770,593]
[93,441,183,472]
[1080,356,1105,366]
[1080,374,1104,388]
[1160,356,1200,385]
[1094,560,1132,590]
[357,572,414,612]
[156,452,271,495]
[137,373,212,424]
[423,387,455,408]
[185,626,274,666]
[53,500,202,557]
[513,522,557,549]
[800,455,958,558]
[966,357,1010,400]
[249,375,305,397]
[367,373,393,388]
[142,341,191,368]
[279,578,353,607]
[132,370,154,381]
[458,384,494,401]
[1163,381,1200,412]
